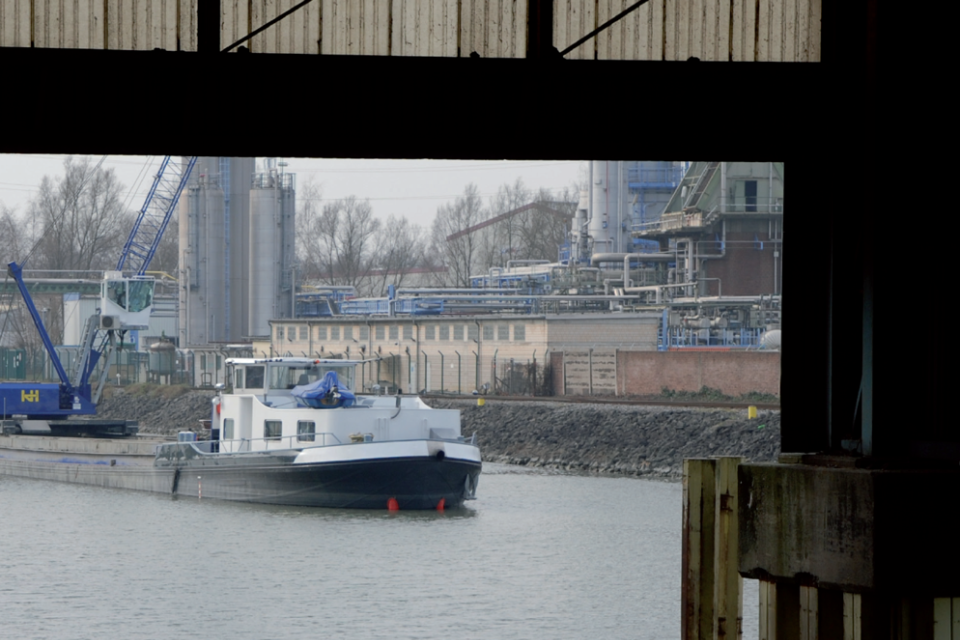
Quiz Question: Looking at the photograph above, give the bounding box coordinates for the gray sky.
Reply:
[0,155,585,230]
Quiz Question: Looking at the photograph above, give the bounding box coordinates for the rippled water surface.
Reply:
[1,465,757,639]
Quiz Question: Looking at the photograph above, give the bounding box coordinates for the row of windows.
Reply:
[275,324,528,342]
[222,419,316,443]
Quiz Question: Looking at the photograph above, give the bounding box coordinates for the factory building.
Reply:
[258,312,663,395]
[178,157,295,346]
[633,161,784,298]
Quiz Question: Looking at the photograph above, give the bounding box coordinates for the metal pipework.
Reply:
[505,260,550,269]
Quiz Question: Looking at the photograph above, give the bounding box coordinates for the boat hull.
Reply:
[170,456,481,509]
[0,435,481,510]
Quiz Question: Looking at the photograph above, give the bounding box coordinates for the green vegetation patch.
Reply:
[660,386,779,403]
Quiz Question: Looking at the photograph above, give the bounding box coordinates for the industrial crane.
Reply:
[2,156,198,436]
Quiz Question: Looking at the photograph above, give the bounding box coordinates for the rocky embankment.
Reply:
[432,399,780,478]
[96,388,780,479]
[97,387,219,438]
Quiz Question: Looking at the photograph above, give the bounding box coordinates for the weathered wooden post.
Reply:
[715,456,743,639]
[683,458,717,640]
[682,456,743,640]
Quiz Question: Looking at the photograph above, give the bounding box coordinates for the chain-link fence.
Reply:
[493,358,553,396]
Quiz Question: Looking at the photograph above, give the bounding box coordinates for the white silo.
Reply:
[178,157,255,347]
[589,160,630,254]
[248,164,296,337]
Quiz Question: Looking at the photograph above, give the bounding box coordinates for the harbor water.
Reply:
[1,464,757,639]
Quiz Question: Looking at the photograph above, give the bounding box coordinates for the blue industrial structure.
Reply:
[627,161,685,229]
[2,157,195,434]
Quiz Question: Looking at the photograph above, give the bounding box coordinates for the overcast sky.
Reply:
[0,155,586,230]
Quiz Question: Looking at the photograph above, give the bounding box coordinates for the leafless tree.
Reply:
[429,183,486,287]
[304,195,381,293]
[26,156,129,273]
[295,178,325,281]
[148,217,179,276]
[0,203,43,267]
[517,186,577,261]
[486,178,532,267]
[368,215,427,296]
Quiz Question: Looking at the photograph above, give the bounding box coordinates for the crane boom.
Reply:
[117,156,198,275]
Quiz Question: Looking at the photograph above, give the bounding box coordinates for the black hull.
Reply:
[172,456,481,510]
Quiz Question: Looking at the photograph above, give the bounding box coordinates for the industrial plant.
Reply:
[3,159,782,397]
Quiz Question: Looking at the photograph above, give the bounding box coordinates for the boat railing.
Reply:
[156,432,345,457]
[157,430,477,458]
[214,432,345,453]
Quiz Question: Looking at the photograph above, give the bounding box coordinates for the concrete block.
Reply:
[739,463,960,595]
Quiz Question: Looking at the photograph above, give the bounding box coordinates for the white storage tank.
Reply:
[248,168,296,337]
[178,157,256,346]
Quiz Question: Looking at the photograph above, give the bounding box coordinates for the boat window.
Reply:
[269,365,322,390]
[264,420,282,441]
[326,366,355,391]
[245,366,265,389]
[223,419,234,440]
[297,421,316,442]
[233,368,244,389]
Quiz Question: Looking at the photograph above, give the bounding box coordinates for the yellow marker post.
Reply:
[747,405,757,419]
[477,397,485,407]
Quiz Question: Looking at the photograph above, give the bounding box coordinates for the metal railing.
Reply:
[157,430,477,457]
[213,431,344,453]
[722,196,784,213]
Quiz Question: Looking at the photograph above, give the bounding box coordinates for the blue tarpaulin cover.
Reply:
[291,371,356,408]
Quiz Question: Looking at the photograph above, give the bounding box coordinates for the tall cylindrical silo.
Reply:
[589,160,629,255]
[179,166,226,346]
[178,157,255,347]
[225,158,256,341]
[248,169,296,337]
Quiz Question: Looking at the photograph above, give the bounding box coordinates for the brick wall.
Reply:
[618,350,780,396]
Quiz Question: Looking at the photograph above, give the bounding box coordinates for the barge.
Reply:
[0,358,481,510]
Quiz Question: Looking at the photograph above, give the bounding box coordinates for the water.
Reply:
[0,465,757,639]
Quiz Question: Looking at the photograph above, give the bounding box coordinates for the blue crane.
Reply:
[118,156,198,276]
[2,156,197,436]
